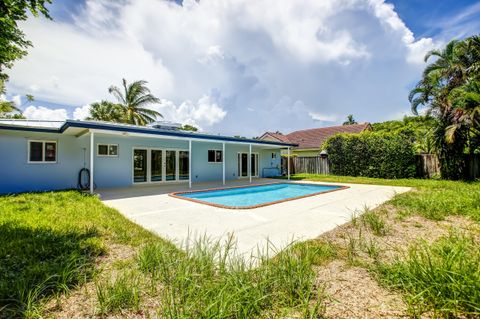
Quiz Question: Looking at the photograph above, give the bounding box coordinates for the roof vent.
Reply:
[147,121,183,130]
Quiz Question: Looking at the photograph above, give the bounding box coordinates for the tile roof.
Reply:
[262,123,371,149]
[260,132,292,143]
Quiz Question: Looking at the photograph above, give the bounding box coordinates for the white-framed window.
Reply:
[208,149,223,163]
[97,144,119,157]
[28,140,57,163]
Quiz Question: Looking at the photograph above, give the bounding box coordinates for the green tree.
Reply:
[0,80,23,118]
[409,35,480,179]
[108,79,162,125]
[86,101,124,122]
[0,0,52,81]
[181,124,198,132]
[342,114,357,125]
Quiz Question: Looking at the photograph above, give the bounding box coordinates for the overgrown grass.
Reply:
[361,208,389,236]
[136,236,329,318]
[376,231,480,317]
[0,191,163,318]
[96,271,141,315]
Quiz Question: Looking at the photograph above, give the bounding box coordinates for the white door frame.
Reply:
[237,152,259,178]
[132,147,189,184]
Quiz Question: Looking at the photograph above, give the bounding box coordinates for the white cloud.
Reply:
[152,94,227,130]
[309,112,338,122]
[368,0,435,64]
[73,104,91,120]
[11,95,22,107]
[23,106,68,121]
[7,0,442,135]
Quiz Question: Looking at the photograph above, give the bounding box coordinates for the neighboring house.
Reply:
[259,123,372,156]
[0,120,296,194]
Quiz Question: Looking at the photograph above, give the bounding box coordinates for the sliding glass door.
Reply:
[237,153,259,178]
[133,148,189,183]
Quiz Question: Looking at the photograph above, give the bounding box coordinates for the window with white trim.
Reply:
[208,150,222,163]
[28,140,57,163]
[97,144,118,156]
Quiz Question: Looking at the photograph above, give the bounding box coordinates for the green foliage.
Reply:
[410,35,480,179]
[0,0,51,81]
[107,78,162,125]
[372,116,436,153]
[376,232,480,317]
[86,100,124,122]
[181,124,198,131]
[342,114,357,125]
[0,191,162,318]
[324,132,416,179]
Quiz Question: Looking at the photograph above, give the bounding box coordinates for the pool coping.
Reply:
[168,182,350,209]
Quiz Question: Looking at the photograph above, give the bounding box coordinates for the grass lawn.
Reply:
[0,191,326,318]
[1,176,479,318]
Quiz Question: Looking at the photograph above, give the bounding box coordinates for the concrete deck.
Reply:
[99,179,410,256]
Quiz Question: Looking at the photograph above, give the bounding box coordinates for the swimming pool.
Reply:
[171,183,347,209]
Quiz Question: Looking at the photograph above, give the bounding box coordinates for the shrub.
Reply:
[324,132,416,179]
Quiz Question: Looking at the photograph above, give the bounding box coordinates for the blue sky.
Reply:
[4,0,480,136]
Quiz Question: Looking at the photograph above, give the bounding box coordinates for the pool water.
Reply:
[174,183,343,208]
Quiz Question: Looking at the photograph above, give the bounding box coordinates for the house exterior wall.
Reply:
[0,130,88,193]
[0,130,282,194]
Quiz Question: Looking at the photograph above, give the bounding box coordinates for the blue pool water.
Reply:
[177,183,342,208]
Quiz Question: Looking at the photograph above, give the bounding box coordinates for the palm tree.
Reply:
[108,79,162,125]
[87,100,124,122]
[342,114,357,125]
[409,35,480,179]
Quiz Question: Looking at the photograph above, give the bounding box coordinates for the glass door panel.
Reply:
[251,154,259,177]
[241,153,248,177]
[133,149,147,183]
[165,150,177,181]
[179,151,189,180]
[151,150,163,182]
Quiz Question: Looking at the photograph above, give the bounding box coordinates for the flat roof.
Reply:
[0,119,297,147]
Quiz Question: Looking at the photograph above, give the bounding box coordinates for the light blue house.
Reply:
[0,119,296,194]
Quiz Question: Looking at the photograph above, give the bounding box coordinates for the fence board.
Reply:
[282,156,329,175]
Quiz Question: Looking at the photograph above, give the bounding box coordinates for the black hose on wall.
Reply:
[77,168,95,191]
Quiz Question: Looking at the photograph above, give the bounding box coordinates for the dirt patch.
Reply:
[317,260,407,319]
[312,204,477,318]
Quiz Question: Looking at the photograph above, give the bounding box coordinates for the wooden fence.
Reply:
[282,156,329,175]
[416,154,440,178]
[281,154,480,179]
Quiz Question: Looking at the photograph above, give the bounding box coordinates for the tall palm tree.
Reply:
[108,79,162,125]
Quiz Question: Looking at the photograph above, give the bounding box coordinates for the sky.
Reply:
[3,0,480,137]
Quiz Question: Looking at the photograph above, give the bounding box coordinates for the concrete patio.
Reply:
[99,179,410,256]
